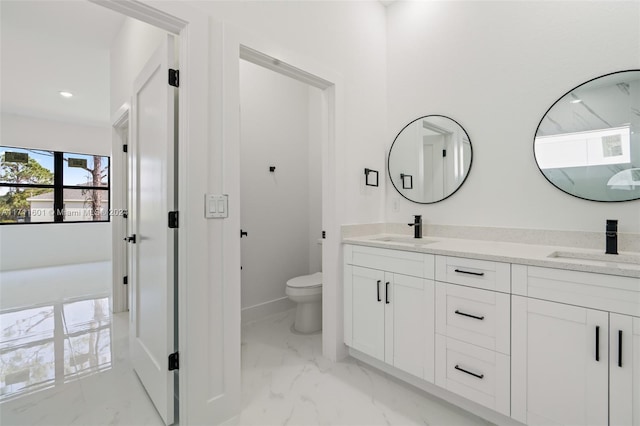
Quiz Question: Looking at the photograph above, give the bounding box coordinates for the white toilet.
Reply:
[285,272,322,333]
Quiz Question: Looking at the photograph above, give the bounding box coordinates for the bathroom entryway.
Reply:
[239,59,324,327]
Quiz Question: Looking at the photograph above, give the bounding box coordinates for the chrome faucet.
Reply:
[408,215,422,239]
[606,219,618,255]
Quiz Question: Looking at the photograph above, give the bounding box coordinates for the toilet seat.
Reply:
[286,272,322,289]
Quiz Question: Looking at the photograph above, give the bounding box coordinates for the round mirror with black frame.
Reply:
[388,115,473,204]
[533,69,640,202]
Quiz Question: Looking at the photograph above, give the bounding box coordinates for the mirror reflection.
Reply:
[388,115,472,204]
[534,70,640,202]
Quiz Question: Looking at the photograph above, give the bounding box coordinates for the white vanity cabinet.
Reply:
[344,245,435,382]
[511,265,640,426]
[434,256,511,416]
[343,239,640,425]
[609,314,640,426]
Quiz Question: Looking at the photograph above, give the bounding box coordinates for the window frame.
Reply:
[0,146,110,225]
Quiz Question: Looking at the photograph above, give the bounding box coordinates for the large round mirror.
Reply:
[534,70,640,202]
[388,115,473,204]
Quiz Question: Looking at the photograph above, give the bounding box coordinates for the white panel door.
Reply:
[130,34,176,426]
[610,314,640,426]
[351,266,385,361]
[511,297,608,426]
[391,274,435,382]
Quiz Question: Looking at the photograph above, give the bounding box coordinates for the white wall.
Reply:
[386,1,640,233]
[0,113,111,270]
[308,88,323,273]
[109,17,167,116]
[192,1,388,225]
[239,59,321,311]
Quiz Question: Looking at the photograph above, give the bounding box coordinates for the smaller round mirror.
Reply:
[388,115,473,204]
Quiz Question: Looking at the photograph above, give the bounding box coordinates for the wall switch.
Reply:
[205,194,228,218]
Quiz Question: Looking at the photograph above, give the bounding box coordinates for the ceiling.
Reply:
[1,1,126,126]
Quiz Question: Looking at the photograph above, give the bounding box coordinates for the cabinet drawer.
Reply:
[435,256,510,293]
[345,244,434,279]
[436,282,510,354]
[435,335,510,416]
[512,264,640,317]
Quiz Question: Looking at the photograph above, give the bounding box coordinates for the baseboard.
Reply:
[241,296,295,325]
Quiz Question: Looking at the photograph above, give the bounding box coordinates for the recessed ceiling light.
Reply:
[59,91,73,98]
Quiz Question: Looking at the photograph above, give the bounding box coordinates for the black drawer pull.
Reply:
[376,280,381,302]
[454,365,484,379]
[618,330,623,368]
[595,326,600,361]
[455,310,485,321]
[385,282,390,304]
[454,269,485,277]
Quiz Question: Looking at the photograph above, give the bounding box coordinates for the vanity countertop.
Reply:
[343,234,640,279]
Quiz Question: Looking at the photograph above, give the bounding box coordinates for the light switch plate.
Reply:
[205,194,228,218]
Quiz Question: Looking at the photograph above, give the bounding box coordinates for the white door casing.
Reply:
[111,104,130,314]
[130,34,176,426]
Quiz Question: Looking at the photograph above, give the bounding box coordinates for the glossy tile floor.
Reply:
[1,263,490,425]
[239,310,491,426]
[0,262,164,426]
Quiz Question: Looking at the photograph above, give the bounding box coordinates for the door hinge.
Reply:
[168,69,179,87]
[123,144,128,153]
[442,149,447,157]
[322,231,326,239]
[168,211,179,229]
[123,276,128,285]
[168,352,179,371]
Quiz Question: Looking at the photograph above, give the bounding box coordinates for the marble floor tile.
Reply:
[2,264,492,426]
[0,264,163,426]
[239,310,492,426]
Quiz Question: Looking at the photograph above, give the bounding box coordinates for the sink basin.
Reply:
[372,236,439,245]
[547,251,640,266]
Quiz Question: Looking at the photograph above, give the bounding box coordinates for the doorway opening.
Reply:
[0,1,181,424]
[239,58,324,328]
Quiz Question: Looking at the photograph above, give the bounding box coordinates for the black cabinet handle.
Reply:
[240,229,248,238]
[618,330,623,368]
[595,326,600,361]
[454,269,484,277]
[454,365,484,379]
[455,310,485,321]
[376,280,381,302]
[124,234,136,244]
[385,282,390,304]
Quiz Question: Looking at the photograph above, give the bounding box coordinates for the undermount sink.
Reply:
[547,250,640,266]
[372,236,439,245]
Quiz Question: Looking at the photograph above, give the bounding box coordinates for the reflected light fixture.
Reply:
[569,99,582,104]
[59,91,73,98]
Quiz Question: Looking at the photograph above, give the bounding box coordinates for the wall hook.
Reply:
[269,166,276,172]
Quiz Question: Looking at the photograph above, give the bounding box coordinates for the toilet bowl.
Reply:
[285,272,322,333]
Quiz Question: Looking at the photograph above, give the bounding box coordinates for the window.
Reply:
[0,147,110,224]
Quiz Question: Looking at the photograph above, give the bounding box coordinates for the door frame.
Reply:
[94,0,225,423]
[222,25,347,362]
[111,103,130,314]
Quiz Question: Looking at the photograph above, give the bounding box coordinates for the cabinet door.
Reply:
[388,273,435,382]
[610,314,640,426]
[350,266,385,361]
[512,296,608,426]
